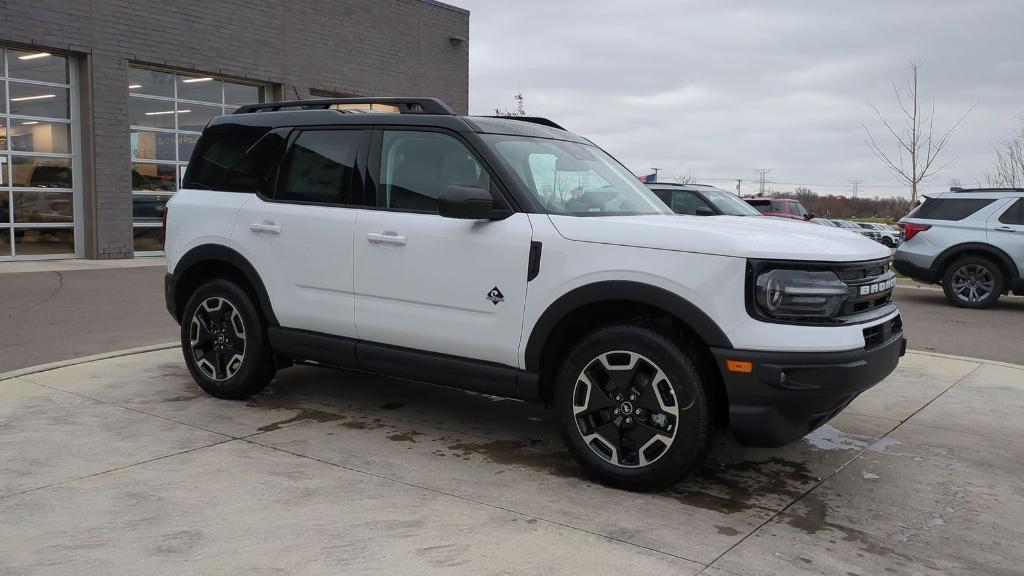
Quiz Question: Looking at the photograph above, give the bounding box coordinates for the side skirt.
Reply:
[267,326,540,401]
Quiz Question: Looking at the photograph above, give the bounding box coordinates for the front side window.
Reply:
[482,135,670,216]
[278,130,362,204]
[669,191,713,215]
[791,202,809,217]
[700,189,760,216]
[380,131,491,212]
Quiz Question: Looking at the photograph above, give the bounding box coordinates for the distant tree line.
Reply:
[755,187,917,220]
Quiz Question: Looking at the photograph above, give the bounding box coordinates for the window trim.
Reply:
[369,126,513,215]
[269,127,369,208]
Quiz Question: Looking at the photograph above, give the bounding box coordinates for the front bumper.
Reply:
[710,332,906,447]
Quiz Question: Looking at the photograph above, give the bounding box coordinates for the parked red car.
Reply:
[744,197,813,221]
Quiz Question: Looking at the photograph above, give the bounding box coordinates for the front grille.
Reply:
[834,259,896,321]
[863,315,903,350]
[835,262,888,282]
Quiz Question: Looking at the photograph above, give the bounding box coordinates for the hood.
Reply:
[548,214,891,262]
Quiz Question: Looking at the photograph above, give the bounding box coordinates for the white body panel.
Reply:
[353,210,533,366]
[232,195,358,339]
[164,190,251,273]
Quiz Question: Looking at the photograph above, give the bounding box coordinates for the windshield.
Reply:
[700,189,761,216]
[480,135,671,216]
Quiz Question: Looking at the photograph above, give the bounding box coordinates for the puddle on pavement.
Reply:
[801,424,872,452]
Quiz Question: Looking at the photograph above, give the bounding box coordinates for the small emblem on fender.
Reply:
[486,286,504,305]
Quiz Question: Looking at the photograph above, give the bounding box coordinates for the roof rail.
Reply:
[950,186,1024,193]
[481,115,567,131]
[233,97,456,115]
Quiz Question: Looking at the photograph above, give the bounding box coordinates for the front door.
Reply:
[353,129,533,367]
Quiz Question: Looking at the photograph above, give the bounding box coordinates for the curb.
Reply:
[0,342,179,382]
[906,349,1024,371]
[2,342,1021,383]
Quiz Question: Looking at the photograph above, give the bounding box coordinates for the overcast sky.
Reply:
[454,0,1024,198]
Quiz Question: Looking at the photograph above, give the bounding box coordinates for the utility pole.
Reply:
[753,168,772,196]
[736,179,742,196]
[849,178,862,199]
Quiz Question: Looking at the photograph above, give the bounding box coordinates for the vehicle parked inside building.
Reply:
[744,197,813,220]
[855,222,900,248]
[895,188,1024,308]
[164,97,905,490]
[647,183,762,216]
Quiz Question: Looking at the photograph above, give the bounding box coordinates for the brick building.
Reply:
[0,0,469,260]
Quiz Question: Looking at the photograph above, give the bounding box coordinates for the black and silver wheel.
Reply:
[881,237,895,248]
[554,324,711,491]
[181,279,275,399]
[942,256,1003,309]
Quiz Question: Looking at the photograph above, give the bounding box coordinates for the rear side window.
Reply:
[184,131,272,192]
[908,197,996,221]
[747,200,772,213]
[998,199,1024,225]
[277,130,363,205]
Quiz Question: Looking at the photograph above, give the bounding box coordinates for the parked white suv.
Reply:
[163,98,905,490]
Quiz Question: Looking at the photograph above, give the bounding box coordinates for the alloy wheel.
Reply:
[189,296,246,381]
[950,264,995,304]
[572,351,686,468]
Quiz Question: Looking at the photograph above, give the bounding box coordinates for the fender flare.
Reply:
[172,244,278,326]
[934,242,1020,282]
[523,280,733,372]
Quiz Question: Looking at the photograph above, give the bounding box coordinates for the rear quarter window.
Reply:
[907,197,996,221]
[183,130,280,193]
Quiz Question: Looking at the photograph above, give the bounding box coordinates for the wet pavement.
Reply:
[1,349,1022,575]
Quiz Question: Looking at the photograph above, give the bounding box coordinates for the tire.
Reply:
[554,324,711,491]
[881,237,894,248]
[180,278,275,399]
[942,256,1004,309]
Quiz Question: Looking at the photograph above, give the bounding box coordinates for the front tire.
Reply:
[554,324,711,491]
[181,279,275,399]
[942,256,1003,309]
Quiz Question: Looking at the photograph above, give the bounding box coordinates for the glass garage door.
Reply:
[128,67,264,255]
[0,47,80,259]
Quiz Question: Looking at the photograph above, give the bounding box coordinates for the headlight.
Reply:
[754,269,848,319]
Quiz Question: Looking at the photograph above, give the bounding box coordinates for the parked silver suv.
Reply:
[895,188,1024,308]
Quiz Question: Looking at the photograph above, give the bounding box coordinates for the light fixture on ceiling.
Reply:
[181,77,213,83]
[144,109,191,116]
[10,94,56,102]
[18,52,51,60]
[21,121,40,125]
[128,84,143,89]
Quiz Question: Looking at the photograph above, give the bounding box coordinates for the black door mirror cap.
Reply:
[438,185,511,220]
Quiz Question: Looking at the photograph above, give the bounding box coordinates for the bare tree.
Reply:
[985,120,1024,188]
[673,172,696,185]
[494,92,526,117]
[865,62,972,203]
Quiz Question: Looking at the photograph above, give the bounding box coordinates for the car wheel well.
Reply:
[938,250,1011,289]
[535,299,727,426]
[175,261,264,324]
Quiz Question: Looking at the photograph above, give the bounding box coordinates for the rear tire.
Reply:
[554,324,711,491]
[881,237,894,248]
[181,279,275,399]
[942,256,1003,309]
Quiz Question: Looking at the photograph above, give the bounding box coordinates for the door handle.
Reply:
[367,232,407,246]
[249,222,282,234]
[993,226,1016,233]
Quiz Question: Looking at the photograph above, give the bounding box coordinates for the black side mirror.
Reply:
[804,213,814,220]
[695,206,715,216]
[438,186,511,220]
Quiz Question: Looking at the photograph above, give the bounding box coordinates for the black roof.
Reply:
[206,96,587,143]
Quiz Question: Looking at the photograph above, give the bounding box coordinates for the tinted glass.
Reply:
[128,68,175,98]
[13,191,74,223]
[9,83,69,118]
[279,130,362,204]
[382,131,491,212]
[10,120,71,153]
[998,199,1024,225]
[8,50,67,83]
[132,163,178,192]
[669,190,713,215]
[11,157,72,188]
[909,197,996,221]
[747,200,772,214]
[184,131,270,192]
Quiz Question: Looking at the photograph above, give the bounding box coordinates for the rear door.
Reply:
[353,128,533,367]
[989,198,1024,279]
[233,128,368,338]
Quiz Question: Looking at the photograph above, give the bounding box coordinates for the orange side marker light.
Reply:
[727,360,753,373]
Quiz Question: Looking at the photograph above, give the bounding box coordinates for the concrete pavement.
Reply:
[1,348,1021,575]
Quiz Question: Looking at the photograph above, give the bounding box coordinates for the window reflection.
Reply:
[128,68,175,98]
[8,50,68,84]
[176,102,222,132]
[13,227,74,255]
[10,120,71,154]
[132,163,177,192]
[177,75,222,103]
[13,191,74,223]
[11,157,73,188]
[8,83,70,118]
[129,97,178,130]
[131,129,176,161]
[224,82,260,105]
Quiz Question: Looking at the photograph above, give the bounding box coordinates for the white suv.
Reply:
[163,98,905,490]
